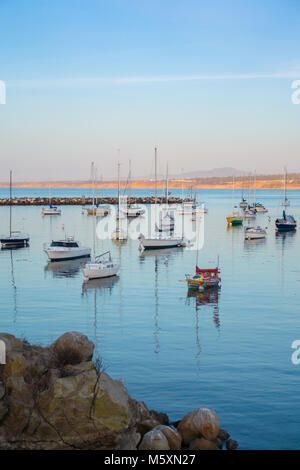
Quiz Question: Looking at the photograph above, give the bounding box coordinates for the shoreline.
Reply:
[0,183,299,190]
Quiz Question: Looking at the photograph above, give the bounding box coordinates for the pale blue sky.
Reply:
[0,0,300,181]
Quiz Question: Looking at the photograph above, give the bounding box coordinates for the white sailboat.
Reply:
[42,184,61,215]
[139,148,183,250]
[112,155,127,240]
[83,162,119,280]
[0,170,30,248]
[244,226,267,240]
[122,160,145,218]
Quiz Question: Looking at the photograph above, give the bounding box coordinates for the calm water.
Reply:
[0,187,300,450]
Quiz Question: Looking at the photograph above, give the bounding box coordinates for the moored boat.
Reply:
[44,236,91,261]
[186,266,221,290]
[244,226,267,240]
[275,210,297,232]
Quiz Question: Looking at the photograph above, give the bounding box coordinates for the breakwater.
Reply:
[0,196,183,206]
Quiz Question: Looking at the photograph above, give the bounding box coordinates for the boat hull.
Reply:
[83,264,119,280]
[275,223,296,232]
[140,237,183,250]
[45,246,91,261]
[0,237,29,248]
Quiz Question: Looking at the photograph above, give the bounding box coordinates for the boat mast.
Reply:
[91,162,96,261]
[9,170,12,237]
[166,162,169,206]
[128,159,131,207]
[253,170,256,205]
[117,150,121,228]
[283,166,287,204]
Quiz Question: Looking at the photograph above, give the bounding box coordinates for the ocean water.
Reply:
[0,187,300,450]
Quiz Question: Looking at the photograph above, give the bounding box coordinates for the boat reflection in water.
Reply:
[81,275,119,294]
[44,257,89,278]
[186,287,220,370]
[187,287,220,329]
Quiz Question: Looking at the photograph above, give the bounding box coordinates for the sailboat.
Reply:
[249,171,268,213]
[0,171,30,248]
[282,167,290,207]
[86,172,111,216]
[240,174,248,208]
[275,169,296,232]
[83,162,119,280]
[139,148,183,249]
[41,184,61,215]
[122,160,145,218]
[112,155,127,241]
[226,176,243,226]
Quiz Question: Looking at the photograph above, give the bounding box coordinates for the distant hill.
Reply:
[177,167,244,179]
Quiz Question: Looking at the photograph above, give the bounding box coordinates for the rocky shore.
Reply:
[0,332,238,450]
[0,197,183,206]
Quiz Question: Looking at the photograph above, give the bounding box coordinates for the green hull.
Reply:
[231,219,243,226]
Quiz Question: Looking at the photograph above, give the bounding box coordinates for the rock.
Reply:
[189,437,219,450]
[178,406,220,444]
[136,417,161,436]
[0,333,148,450]
[150,409,169,425]
[154,425,182,450]
[139,429,170,450]
[226,439,239,450]
[0,382,5,400]
[218,429,230,441]
[50,331,94,364]
[0,401,9,421]
[118,429,141,450]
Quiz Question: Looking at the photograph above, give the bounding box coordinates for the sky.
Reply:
[0,0,300,181]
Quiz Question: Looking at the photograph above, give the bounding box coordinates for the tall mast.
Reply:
[117,150,120,225]
[128,159,131,206]
[248,173,251,207]
[181,168,184,201]
[253,170,256,205]
[166,162,169,206]
[154,147,157,205]
[91,162,96,260]
[283,166,287,204]
[9,170,12,237]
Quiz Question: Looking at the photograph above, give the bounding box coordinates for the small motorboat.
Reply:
[244,226,267,240]
[44,236,91,261]
[186,266,221,290]
[82,250,119,280]
[42,204,61,216]
[275,210,297,232]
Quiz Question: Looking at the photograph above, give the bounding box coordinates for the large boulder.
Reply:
[50,332,94,364]
[139,428,170,450]
[0,333,149,450]
[154,425,182,450]
[177,406,220,444]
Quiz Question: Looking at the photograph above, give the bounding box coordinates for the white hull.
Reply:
[245,233,266,240]
[45,246,91,261]
[83,263,119,280]
[140,236,183,249]
[42,208,61,215]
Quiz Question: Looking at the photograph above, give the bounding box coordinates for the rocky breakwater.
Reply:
[0,197,183,206]
[0,332,238,450]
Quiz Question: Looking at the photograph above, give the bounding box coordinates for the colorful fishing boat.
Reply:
[186,266,221,290]
[226,211,243,226]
